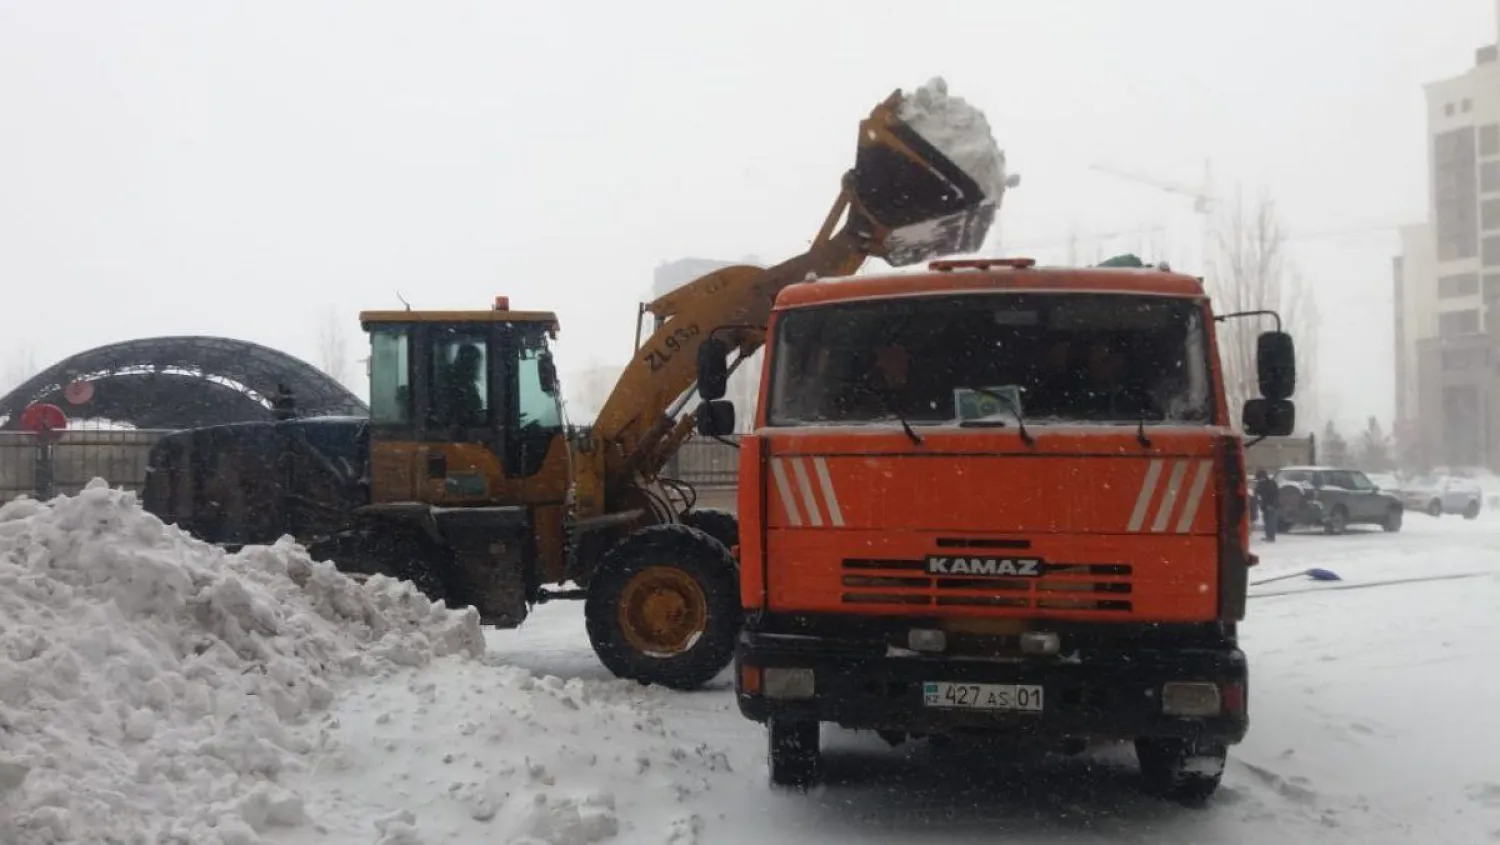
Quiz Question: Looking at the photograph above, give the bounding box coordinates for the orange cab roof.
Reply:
[360,309,559,326]
[775,260,1206,310]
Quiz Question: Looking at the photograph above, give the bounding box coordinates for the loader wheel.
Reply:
[585,524,741,690]
[683,508,739,552]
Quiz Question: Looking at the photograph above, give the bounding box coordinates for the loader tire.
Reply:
[683,508,739,552]
[585,524,741,690]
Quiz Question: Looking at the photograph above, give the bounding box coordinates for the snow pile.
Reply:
[292,655,739,845]
[0,480,484,844]
[897,77,1011,202]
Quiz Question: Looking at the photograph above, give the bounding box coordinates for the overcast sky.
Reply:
[1,0,1493,433]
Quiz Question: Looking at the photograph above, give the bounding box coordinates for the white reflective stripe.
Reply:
[1175,460,1215,533]
[791,458,824,527]
[1151,460,1191,532]
[1128,459,1164,532]
[770,459,803,526]
[813,457,845,527]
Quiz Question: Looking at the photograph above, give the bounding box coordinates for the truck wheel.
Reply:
[1324,506,1348,535]
[768,719,821,789]
[1136,738,1226,807]
[1383,507,1402,533]
[682,508,739,552]
[585,524,741,690]
[1464,501,1480,520]
[1428,500,1442,518]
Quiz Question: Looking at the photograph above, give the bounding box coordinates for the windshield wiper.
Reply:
[1136,415,1153,448]
[962,388,1036,447]
[843,380,923,446]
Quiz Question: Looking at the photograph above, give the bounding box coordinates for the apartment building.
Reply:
[1395,3,1500,468]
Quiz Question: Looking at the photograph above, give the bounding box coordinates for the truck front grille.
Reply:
[839,558,1134,613]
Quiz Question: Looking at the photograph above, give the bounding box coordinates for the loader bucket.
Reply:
[851,86,1009,266]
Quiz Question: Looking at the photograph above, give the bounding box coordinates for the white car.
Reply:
[1399,475,1483,519]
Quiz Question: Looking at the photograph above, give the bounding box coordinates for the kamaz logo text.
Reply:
[925,556,1043,577]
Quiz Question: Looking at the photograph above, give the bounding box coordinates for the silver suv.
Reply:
[1272,466,1405,534]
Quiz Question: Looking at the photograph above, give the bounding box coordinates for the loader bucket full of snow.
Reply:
[852,78,1012,266]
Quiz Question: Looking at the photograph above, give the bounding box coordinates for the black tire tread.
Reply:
[585,524,741,691]
[768,719,821,789]
[1137,738,1225,807]
[682,508,740,552]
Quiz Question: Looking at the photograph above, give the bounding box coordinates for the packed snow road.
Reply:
[4,487,1496,844]
[285,515,1500,845]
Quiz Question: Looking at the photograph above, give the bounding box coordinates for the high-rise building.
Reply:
[1394,4,1500,468]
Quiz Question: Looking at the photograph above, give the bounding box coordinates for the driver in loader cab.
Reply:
[439,343,486,426]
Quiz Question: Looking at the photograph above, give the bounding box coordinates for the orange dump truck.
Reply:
[694,256,1297,804]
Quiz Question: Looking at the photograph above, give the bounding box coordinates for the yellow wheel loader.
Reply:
[142,87,1009,689]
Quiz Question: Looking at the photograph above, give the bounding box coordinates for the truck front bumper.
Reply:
[736,629,1248,746]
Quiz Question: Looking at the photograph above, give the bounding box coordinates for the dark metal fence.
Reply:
[666,435,741,487]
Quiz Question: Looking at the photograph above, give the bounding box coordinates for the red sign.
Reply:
[19,403,67,435]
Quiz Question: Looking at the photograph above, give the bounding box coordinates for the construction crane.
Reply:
[1091,160,1215,215]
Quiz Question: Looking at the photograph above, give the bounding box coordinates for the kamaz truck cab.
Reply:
[695,256,1296,804]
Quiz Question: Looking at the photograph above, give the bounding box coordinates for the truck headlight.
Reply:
[763,667,815,699]
[1161,682,1221,717]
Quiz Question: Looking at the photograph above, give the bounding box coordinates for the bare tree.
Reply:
[1204,189,1319,427]
[1,343,38,394]
[316,308,350,386]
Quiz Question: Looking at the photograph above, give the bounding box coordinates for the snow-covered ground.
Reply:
[283,515,1500,845]
[5,486,1498,844]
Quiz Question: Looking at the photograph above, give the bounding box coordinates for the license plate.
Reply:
[923,681,1044,712]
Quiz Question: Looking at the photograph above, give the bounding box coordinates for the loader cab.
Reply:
[360,301,566,506]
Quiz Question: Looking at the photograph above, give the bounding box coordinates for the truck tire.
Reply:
[1136,737,1226,807]
[768,719,821,789]
[683,508,739,552]
[585,524,741,690]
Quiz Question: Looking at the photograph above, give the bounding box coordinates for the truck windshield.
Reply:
[767,293,1214,427]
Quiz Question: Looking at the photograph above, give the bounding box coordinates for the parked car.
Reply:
[1273,466,1405,534]
[1398,474,1483,519]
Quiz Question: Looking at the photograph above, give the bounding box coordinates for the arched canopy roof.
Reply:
[0,336,368,430]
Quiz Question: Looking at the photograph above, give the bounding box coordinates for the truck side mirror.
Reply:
[697,336,729,401]
[696,399,735,436]
[1244,397,1295,437]
[1257,331,1296,400]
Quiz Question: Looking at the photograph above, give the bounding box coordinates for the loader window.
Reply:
[511,334,563,477]
[369,327,412,425]
[429,330,490,428]
[768,293,1214,427]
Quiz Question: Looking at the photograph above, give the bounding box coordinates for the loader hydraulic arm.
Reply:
[586,88,1009,511]
[592,211,868,486]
